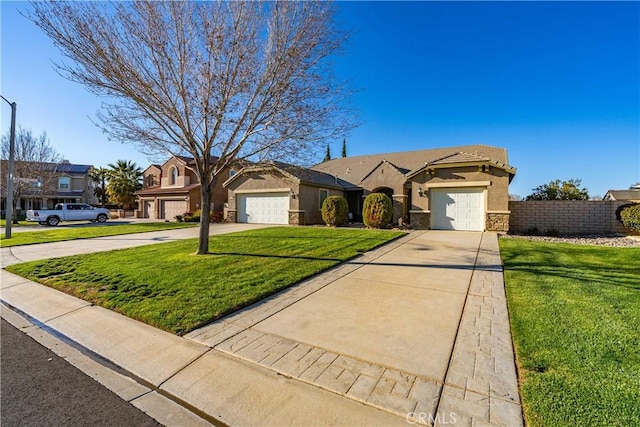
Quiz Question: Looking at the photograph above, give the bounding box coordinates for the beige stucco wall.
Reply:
[410,166,511,212]
[359,164,406,195]
[298,184,344,224]
[226,170,299,212]
[142,165,161,189]
[160,157,199,188]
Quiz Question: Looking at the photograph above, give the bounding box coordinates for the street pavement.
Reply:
[1,318,160,427]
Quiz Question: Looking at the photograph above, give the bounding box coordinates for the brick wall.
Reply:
[509,200,632,235]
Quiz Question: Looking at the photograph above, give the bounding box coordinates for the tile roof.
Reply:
[605,190,640,201]
[224,161,353,189]
[135,184,200,196]
[427,152,492,165]
[310,144,511,185]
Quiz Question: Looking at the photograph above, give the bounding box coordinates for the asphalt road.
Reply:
[0,318,161,427]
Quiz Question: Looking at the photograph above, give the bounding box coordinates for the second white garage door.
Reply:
[161,200,185,220]
[431,188,485,231]
[238,193,289,224]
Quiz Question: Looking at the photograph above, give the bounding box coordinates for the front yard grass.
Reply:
[499,238,640,427]
[0,222,197,247]
[6,227,404,335]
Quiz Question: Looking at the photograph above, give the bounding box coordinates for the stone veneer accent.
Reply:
[410,211,430,229]
[392,195,406,225]
[288,210,305,226]
[486,212,510,232]
[226,209,237,223]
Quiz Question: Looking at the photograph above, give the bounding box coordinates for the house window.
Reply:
[170,167,178,185]
[147,174,155,187]
[58,176,71,190]
[319,189,329,209]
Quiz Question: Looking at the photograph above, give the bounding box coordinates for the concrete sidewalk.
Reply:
[1,229,523,426]
[1,223,272,267]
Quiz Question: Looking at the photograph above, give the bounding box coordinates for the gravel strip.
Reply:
[499,234,640,247]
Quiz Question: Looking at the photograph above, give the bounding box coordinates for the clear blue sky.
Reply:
[2,1,638,198]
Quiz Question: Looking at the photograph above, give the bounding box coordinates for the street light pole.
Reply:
[1,95,16,239]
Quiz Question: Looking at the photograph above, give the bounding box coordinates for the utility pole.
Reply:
[1,95,16,238]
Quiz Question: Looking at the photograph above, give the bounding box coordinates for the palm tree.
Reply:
[89,167,110,207]
[106,160,142,210]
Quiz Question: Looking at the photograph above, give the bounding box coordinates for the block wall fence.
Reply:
[508,200,633,235]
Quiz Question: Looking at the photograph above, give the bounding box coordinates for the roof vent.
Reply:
[61,159,70,164]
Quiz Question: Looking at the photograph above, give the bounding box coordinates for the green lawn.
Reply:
[499,238,640,427]
[0,222,197,247]
[7,227,404,335]
[0,219,30,227]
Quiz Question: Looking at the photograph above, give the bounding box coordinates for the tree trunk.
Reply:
[196,180,213,255]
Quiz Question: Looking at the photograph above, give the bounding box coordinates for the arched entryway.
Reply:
[372,187,394,199]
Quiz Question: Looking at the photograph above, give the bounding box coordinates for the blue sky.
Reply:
[1,1,638,198]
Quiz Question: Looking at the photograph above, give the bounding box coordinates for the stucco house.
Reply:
[1,159,97,214]
[223,144,516,231]
[135,155,230,220]
[603,189,640,203]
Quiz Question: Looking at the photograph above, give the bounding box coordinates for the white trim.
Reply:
[234,188,291,194]
[424,181,491,189]
[486,210,511,214]
[409,209,430,214]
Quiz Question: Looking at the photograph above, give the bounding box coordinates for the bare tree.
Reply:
[1,127,62,222]
[28,1,355,254]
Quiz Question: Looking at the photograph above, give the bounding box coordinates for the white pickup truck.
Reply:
[27,203,111,226]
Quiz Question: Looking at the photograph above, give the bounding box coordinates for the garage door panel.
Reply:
[431,189,485,231]
[238,193,289,224]
[161,200,185,220]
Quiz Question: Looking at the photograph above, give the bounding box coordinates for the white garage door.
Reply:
[431,188,485,231]
[238,193,289,224]
[161,200,185,220]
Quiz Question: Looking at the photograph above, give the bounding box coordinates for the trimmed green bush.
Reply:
[184,209,201,223]
[620,204,640,232]
[363,193,393,228]
[321,196,348,226]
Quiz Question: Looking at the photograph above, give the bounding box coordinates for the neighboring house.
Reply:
[0,159,97,213]
[603,189,640,203]
[134,155,230,220]
[224,144,516,231]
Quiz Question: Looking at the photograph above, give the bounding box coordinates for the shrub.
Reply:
[321,196,349,227]
[620,204,640,232]
[210,211,224,223]
[184,209,201,222]
[174,214,183,223]
[363,193,393,228]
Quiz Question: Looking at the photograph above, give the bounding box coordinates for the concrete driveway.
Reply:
[187,230,522,425]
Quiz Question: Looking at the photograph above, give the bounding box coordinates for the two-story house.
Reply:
[135,155,230,220]
[1,159,97,214]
